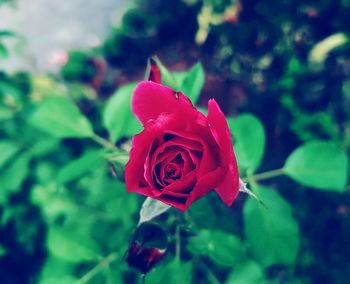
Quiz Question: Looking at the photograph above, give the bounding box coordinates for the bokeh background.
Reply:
[1,0,350,283]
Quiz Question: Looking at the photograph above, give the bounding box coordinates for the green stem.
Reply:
[91,134,117,150]
[247,168,285,182]
[196,258,221,284]
[106,151,130,166]
[75,252,118,284]
[175,223,181,262]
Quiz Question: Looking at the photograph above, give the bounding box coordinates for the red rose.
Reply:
[125,81,239,211]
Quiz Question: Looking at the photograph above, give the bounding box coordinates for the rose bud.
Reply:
[126,241,166,274]
[125,80,240,211]
[126,223,167,274]
[147,57,161,84]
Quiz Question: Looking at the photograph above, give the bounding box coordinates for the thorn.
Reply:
[239,178,268,209]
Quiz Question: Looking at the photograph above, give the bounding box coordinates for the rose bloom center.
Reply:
[154,153,187,187]
[150,134,202,191]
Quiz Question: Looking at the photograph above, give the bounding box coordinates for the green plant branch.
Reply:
[75,252,119,284]
[91,134,118,150]
[246,168,285,182]
[195,258,221,284]
[106,151,130,166]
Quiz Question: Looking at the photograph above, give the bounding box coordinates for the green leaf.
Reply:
[0,244,7,257]
[284,141,348,191]
[103,82,142,142]
[0,30,17,37]
[0,140,20,168]
[152,57,178,89]
[225,260,265,284]
[287,57,306,76]
[38,276,78,284]
[174,62,205,104]
[31,185,77,222]
[57,150,104,185]
[0,152,31,192]
[30,139,60,158]
[0,42,8,59]
[0,106,14,120]
[47,226,100,263]
[244,185,300,268]
[228,114,266,173]
[187,192,243,232]
[29,96,94,138]
[0,81,23,111]
[146,261,192,284]
[38,255,76,284]
[188,230,245,267]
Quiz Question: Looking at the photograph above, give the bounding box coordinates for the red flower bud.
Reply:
[125,223,168,274]
[126,241,166,274]
[148,58,161,84]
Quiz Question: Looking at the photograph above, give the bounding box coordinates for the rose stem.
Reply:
[91,133,118,150]
[75,252,119,284]
[247,168,285,182]
[175,222,181,262]
[195,258,221,284]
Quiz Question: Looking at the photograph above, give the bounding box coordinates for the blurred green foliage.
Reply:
[1,0,350,283]
[61,51,99,84]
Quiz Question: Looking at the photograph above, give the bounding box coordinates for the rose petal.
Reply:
[179,150,199,174]
[157,193,188,211]
[215,166,240,206]
[152,145,185,168]
[161,159,183,185]
[152,142,201,171]
[184,166,225,210]
[155,148,196,176]
[151,173,195,210]
[163,131,203,151]
[132,81,195,125]
[146,135,202,188]
[207,99,239,206]
[149,146,181,188]
[161,130,218,175]
[126,113,184,197]
[153,171,196,196]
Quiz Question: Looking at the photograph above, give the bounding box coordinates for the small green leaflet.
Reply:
[284,141,348,191]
